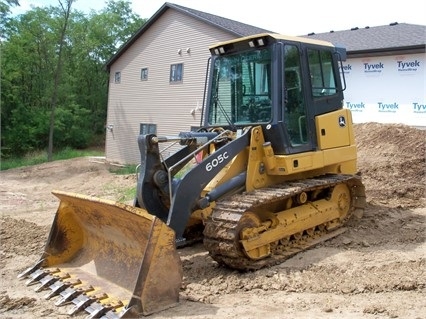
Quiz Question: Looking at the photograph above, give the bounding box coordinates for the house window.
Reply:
[114,71,121,84]
[170,63,183,83]
[141,68,148,81]
[140,123,157,135]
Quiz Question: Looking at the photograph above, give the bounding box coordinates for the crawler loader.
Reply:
[18,33,366,318]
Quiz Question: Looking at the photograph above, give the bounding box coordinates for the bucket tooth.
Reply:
[17,259,44,280]
[25,269,47,286]
[68,294,93,315]
[85,300,123,319]
[85,302,110,319]
[68,292,108,316]
[55,288,80,306]
[55,285,94,306]
[35,275,55,292]
[44,278,81,300]
[25,267,60,287]
[36,272,70,292]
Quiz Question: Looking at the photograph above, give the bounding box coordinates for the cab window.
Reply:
[308,49,337,97]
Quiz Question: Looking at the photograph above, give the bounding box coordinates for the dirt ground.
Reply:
[1,122,425,319]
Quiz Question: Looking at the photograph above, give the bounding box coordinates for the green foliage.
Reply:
[53,147,104,160]
[108,164,139,175]
[116,186,137,203]
[1,1,146,158]
[1,101,94,157]
[2,104,50,156]
[0,0,20,32]
[102,182,136,203]
[54,103,92,148]
[106,162,138,203]
[0,148,104,171]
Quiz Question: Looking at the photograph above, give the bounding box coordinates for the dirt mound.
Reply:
[354,122,425,207]
[0,217,48,257]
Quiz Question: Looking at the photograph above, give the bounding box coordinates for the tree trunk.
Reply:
[47,0,73,161]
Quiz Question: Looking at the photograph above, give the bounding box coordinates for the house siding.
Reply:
[106,9,236,164]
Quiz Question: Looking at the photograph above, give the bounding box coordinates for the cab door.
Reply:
[282,44,313,153]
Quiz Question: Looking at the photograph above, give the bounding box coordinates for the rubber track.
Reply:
[203,174,365,270]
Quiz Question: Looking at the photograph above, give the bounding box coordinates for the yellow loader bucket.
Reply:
[17,190,183,318]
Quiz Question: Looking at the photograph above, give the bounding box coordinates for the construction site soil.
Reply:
[1,122,425,319]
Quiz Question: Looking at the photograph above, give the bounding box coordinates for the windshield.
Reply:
[207,48,272,126]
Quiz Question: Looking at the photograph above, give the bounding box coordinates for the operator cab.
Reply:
[203,33,346,155]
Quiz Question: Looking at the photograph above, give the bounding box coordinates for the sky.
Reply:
[11,0,426,36]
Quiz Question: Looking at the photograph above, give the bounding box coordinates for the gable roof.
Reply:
[106,2,270,69]
[301,22,426,57]
[168,3,271,36]
[107,2,426,68]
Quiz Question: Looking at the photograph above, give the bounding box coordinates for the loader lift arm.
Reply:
[136,128,251,245]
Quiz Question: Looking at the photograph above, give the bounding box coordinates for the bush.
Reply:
[1,104,49,157]
[1,103,95,158]
[54,103,92,149]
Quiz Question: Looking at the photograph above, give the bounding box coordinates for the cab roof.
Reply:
[209,33,336,50]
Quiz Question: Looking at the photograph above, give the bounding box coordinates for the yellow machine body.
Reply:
[18,33,366,318]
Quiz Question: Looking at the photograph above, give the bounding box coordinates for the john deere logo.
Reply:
[338,116,346,127]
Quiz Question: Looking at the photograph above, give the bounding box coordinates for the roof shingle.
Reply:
[107,2,270,68]
[167,3,271,36]
[107,3,425,68]
[300,22,426,54]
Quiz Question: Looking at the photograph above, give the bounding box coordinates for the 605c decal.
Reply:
[206,152,229,171]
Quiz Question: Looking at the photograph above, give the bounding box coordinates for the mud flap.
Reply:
[17,191,183,318]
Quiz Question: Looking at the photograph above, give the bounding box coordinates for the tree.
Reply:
[1,7,57,156]
[47,0,74,161]
[1,0,146,158]
[0,0,20,40]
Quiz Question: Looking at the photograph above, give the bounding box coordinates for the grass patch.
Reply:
[116,186,137,203]
[108,164,139,175]
[106,165,138,203]
[102,182,137,204]
[0,148,104,171]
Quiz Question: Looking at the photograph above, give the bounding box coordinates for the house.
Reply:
[105,2,270,164]
[302,23,425,127]
[106,2,425,165]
